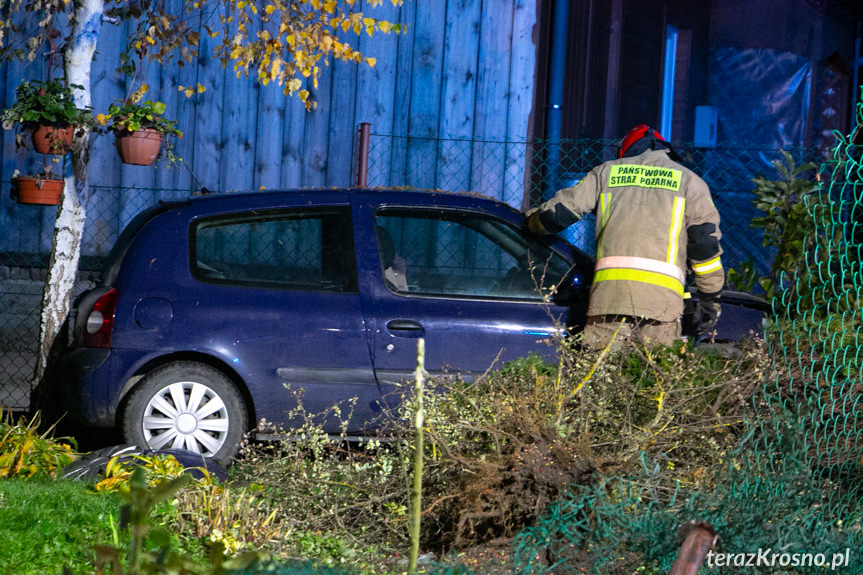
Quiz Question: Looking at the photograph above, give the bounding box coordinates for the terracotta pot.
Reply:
[115,129,164,166]
[31,124,74,154]
[11,176,64,205]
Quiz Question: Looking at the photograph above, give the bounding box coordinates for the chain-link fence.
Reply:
[366,133,824,281]
[0,185,193,410]
[0,134,829,412]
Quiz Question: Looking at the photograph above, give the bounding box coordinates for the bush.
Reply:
[409,337,768,551]
[230,395,409,568]
[0,411,77,478]
[228,335,769,570]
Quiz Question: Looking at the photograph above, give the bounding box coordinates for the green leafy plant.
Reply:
[94,452,202,493]
[97,99,182,137]
[744,150,819,300]
[172,482,287,555]
[0,79,90,130]
[95,86,182,138]
[0,411,77,478]
[230,391,410,568]
[92,466,260,575]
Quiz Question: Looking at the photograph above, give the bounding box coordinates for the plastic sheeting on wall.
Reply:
[708,48,811,149]
[702,48,812,282]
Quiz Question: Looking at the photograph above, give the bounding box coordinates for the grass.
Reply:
[0,478,124,574]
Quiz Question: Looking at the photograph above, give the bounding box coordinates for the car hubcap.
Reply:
[141,381,230,456]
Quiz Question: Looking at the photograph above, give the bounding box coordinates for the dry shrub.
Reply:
[228,337,769,564]
[172,483,287,554]
[411,336,769,551]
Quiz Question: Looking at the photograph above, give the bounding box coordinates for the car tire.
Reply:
[122,362,248,463]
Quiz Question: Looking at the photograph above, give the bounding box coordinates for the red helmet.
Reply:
[619,125,666,158]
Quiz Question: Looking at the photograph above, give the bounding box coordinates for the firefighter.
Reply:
[526,125,724,348]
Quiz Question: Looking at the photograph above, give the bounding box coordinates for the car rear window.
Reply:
[190,207,357,293]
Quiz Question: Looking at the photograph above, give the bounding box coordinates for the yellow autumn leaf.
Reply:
[365,57,376,68]
[265,4,275,14]
[184,87,194,97]
[378,20,392,33]
[197,83,206,93]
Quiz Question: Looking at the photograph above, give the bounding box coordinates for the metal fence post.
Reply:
[668,522,717,575]
[355,122,371,188]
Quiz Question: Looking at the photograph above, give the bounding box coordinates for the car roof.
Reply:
[170,187,523,215]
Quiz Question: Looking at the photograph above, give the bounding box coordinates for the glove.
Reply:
[695,295,721,339]
[523,208,550,236]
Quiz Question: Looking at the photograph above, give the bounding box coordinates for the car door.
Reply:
[352,195,581,397]
[185,199,379,431]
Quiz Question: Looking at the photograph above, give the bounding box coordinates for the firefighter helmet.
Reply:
[618,125,666,158]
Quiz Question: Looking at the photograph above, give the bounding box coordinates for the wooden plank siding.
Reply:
[0,0,539,258]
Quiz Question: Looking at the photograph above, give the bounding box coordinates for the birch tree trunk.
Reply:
[33,0,103,386]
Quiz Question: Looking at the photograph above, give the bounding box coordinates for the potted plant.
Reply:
[97,97,183,166]
[0,80,90,155]
[10,168,64,206]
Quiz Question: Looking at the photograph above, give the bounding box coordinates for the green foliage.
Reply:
[93,466,261,575]
[0,79,90,129]
[725,258,761,293]
[171,481,287,555]
[0,411,77,478]
[230,394,410,568]
[745,150,818,300]
[98,98,183,138]
[94,452,204,493]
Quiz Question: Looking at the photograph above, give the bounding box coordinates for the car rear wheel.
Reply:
[122,362,247,462]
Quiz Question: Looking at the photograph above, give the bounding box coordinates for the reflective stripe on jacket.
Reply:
[534,149,724,322]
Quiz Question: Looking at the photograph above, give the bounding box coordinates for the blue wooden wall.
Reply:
[0,0,538,258]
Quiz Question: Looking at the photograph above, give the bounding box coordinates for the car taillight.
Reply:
[82,288,119,348]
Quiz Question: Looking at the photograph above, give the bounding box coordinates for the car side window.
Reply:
[192,208,358,293]
[375,210,571,300]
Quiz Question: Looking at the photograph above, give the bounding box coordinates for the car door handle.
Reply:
[386,319,424,332]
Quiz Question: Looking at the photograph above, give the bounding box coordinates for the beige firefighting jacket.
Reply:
[530,149,724,322]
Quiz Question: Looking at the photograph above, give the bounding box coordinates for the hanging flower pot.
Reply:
[31,124,75,154]
[115,128,164,166]
[11,176,64,206]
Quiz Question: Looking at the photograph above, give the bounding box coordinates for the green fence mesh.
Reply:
[508,112,863,572]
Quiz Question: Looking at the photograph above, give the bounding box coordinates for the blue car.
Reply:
[46,189,764,461]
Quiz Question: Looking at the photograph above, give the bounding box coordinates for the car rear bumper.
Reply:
[47,347,147,428]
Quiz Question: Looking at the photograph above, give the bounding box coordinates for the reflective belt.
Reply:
[596,255,686,284]
[692,256,722,275]
[594,268,685,296]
